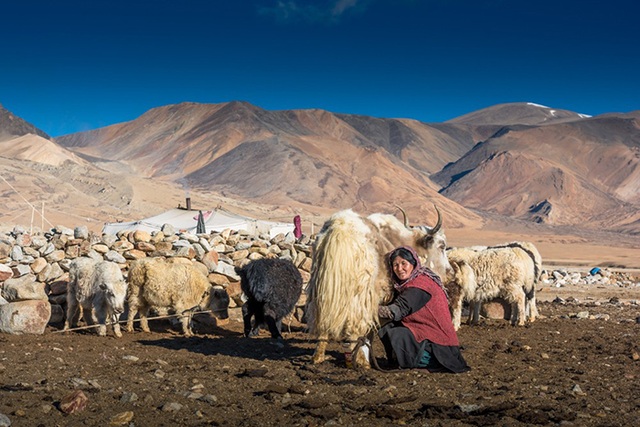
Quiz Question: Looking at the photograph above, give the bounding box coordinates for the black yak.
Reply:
[236,258,303,339]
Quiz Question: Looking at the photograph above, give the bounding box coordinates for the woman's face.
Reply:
[392,256,415,282]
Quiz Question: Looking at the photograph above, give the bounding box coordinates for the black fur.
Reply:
[236,258,303,339]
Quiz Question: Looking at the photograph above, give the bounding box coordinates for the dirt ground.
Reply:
[1,281,639,427]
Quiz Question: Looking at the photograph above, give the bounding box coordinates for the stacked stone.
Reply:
[0,224,314,335]
[541,268,639,288]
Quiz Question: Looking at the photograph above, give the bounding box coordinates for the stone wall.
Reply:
[3,223,638,334]
[0,224,313,334]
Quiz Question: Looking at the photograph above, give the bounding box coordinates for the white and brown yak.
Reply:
[447,240,542,327]
[305,206,451,368]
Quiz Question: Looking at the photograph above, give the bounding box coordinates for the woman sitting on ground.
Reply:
[378,246,470,372]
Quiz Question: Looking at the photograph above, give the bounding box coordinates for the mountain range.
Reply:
[0,101,638,239]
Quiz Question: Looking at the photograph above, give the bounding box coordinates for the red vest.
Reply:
[401,274,460,346]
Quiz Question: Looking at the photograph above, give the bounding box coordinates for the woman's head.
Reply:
[389,247,418,283]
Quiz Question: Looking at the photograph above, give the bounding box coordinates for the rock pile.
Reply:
[3,223,639,335]
[0,224,313,335]
[541,268,639,288]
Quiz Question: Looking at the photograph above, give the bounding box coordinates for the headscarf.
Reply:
[386,245,448,299]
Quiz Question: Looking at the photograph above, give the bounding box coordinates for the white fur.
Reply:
[447,241,542,327]
[64,258,127,337]
[443,260,476,331]
[126,258,214,336]
[306,208,450,367]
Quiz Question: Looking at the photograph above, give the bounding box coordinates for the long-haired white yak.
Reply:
[305,206,451,368]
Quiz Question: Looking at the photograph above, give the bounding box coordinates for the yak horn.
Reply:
[395,204,409,228]
[428,205,442,235]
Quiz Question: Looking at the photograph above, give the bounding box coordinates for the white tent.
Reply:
[102,207,294,238]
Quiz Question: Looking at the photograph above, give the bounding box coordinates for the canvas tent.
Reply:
[102,207,294,238]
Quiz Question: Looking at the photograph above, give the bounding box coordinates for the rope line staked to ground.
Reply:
[53,308,213,333]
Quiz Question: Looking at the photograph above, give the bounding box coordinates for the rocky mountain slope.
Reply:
[1,101,639,239]
[0,103,50,141]
[55,101,488,227]
[433,111,640,230]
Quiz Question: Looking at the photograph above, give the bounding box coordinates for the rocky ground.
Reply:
[1,282,639,427]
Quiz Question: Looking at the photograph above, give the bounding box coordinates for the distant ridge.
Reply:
[446,102,589,126]
[0,134,85,166]
[0,104,50,141]
[434,110,640,228]
[0,101,638,235]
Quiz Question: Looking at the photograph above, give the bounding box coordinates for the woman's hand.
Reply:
[378,305,393,319]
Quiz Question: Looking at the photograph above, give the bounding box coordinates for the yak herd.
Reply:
[63,257,230,337]
[63,206,542,370]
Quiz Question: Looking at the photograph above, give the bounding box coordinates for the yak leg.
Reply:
[312,334,328,364]
[450,294,463,331]
[125,306,137,332]
[81,304,96,329]
[264,315,283,340]
[242,302,255,337]
[468,300,481,325]
[510,288,527,326]
[526,291,538,323]
[465,301,474,326]
[125,295,139,332]
[112,314,122,337]
[64,297,80,331]
[175,304,193,336]
[110,309,122,338]
[94,306,108,337]
[138,304,151,333]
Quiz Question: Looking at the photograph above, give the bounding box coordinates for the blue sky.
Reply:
[1,0,638,137]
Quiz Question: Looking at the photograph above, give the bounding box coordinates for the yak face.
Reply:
[97,263,127,314]
[409,206,452,280]
[98,280,126,314]
[415,227,452,280]
[208,288,230,319]
[369,205,452,280]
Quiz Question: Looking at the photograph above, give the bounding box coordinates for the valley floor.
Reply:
[1,285,639,426]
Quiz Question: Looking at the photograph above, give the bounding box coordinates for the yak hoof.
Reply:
[312,353,325,364]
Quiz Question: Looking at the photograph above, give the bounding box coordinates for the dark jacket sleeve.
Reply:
[386,287,431,321]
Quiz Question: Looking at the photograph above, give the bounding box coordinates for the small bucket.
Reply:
[359,342,370,362]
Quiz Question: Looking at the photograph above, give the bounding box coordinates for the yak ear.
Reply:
[451,261,461,274]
